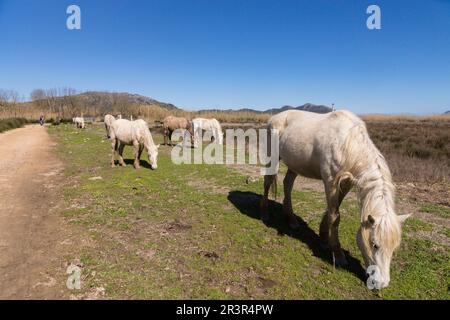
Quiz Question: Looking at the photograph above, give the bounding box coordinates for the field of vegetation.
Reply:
[48,123,449,300]
[0,118,28,133]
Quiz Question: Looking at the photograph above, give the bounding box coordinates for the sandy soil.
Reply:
[0,125,70,299]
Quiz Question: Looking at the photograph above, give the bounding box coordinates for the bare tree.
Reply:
[61,87,78,118]
[30,89,46,102]
[0,90,20,117]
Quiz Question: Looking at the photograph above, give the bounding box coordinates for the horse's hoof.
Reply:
[111,165,116,168]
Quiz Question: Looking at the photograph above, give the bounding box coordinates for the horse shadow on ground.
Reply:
[227,191,366,282]
[123,159,153,169]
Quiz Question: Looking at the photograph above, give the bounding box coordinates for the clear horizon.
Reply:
[1,0,449,114]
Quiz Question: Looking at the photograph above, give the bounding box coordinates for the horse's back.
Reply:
[134,119,151,138]
[269,110,363,136]
[268,110,366,179]
[164,116,188,130]
[111,119,135,144]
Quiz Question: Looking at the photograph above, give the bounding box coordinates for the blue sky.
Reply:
[0,0,449,113]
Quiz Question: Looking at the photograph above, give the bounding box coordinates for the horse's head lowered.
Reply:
[147,144,160,170]
[357,212,410,288]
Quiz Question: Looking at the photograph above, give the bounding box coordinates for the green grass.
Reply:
[49,124,449,300]
[419,203,450,218]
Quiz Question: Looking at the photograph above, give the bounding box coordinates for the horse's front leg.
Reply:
[138,144,144,159]
[327,207,347,267]
[319,211,330,249]
[169,130,173,146]
[324,181,351,267]
[111,139,118,168]
[283,169,300,229]
[164,129,168,146]
[118,144,126,167]
[133,142,141,169]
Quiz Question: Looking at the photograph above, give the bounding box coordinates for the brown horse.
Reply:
[163,116,194,146]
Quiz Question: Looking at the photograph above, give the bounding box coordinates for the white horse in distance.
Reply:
[109,119,159,170]
[104,114,116,139]
[261,110,410,289]
[73,117,85,129]
[193,118,224,147]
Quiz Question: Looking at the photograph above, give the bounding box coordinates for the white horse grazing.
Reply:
[109,119,159,170]
[193,118,224,146]
[73,117,85,129]
[104,114,116,139]
[261,110,410,288]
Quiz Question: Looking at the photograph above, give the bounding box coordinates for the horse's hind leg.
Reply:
[261,174,276,222]
[324,180,352,267]
[261,175,277,222]
[283,169,300,229]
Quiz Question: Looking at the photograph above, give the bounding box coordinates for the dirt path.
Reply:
[0,125,69,299]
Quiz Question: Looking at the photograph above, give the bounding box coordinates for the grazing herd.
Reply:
[98,114,224,170]
[71,110,408,289]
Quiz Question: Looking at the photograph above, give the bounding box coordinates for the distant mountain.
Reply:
[74,91,180,110]
[26,91,181,112]
[198,103,333,115]
[197,108,264,114]
[265,103,333,114]
[445,110,450,114]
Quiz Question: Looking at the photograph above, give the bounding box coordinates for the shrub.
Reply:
[0,118,28,133]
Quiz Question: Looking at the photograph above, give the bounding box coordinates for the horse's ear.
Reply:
[397,214,411,224]
[368,215,376,226]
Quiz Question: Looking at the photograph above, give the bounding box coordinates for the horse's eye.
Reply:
[372,243,380,250]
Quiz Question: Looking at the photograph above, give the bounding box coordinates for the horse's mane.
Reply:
[135,120,157,151]
[336,113,401,250]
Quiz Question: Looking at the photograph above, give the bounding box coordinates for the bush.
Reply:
[0,118,28,133]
